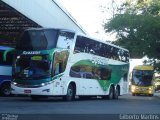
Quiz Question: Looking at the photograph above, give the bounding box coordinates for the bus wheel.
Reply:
[113,87,119,99]
[0,83,11,96]
[64,84,75,101]
[108,86,114,100]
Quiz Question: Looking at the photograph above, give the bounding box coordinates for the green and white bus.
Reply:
[11,28,130,101]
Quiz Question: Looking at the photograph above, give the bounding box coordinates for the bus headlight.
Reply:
[40,81,53,87]
[149,87,154,93]
[12,82,17,85]
[41,83,45,86]
[131,85,136,92]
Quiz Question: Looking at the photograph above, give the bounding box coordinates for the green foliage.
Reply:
[136,0,160,15]
[104,0,160,70]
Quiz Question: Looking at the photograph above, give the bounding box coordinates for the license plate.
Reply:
[140,88,146,91]
[24,90,31,93]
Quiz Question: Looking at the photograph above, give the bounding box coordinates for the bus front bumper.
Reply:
[130,85,154,95]
[11,83,55,96]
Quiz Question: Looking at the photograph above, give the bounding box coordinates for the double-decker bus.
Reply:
[0,46,13,96]
[11,28,130,101]
[130,65,154,96]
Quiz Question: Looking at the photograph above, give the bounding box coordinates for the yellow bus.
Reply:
[130,65,154,96]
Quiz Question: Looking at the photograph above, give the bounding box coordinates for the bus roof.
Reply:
[0,46,13,50]
[133,65,154,70]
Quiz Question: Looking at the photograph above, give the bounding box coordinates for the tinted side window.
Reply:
[70,65,112,81]
[74,36,85,53]
[74,36,129,63]
[53,51,69,76]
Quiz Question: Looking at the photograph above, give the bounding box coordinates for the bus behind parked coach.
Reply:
[130,65,154,96]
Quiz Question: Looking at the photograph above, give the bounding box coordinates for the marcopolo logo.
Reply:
[23,51,40,55]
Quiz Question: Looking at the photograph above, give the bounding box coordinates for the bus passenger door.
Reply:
[52,51,69,95]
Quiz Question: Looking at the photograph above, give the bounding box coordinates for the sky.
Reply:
[58,0,121,41]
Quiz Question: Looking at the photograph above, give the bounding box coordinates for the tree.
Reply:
[104,0,160,70]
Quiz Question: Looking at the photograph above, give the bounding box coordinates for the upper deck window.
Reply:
[74,36,129,63]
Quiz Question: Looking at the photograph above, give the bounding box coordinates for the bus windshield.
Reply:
[13,55,51,79]
[16,29,58,51]
[132,70,153,86]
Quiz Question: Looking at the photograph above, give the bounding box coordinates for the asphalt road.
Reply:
[0,93,160,120]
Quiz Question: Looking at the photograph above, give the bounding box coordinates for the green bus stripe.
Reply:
[3,49,14,61]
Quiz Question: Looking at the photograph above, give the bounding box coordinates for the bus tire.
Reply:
[108,86,114,100]
[113,87,119,99]
[64,84,75,101]
[0,83,11,96]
